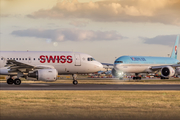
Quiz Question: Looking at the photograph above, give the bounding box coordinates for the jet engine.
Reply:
[112,68,119,77]
[161,66,175,78]
[175,67,180,75]
[28,69,58,81]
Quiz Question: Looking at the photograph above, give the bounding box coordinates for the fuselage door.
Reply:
[74,54,81,66]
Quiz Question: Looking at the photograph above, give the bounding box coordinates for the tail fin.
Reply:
[171,35,179,59]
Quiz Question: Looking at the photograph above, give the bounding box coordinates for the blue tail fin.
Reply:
[171,35,179,59]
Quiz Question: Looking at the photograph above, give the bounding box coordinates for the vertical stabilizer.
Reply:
[171,35,179,59]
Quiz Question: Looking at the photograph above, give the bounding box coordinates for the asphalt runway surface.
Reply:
[0,83,180,90]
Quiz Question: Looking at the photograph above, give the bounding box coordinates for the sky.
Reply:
[0,0,180,63]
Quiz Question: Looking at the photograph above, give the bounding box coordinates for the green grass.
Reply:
[0,91,180,120]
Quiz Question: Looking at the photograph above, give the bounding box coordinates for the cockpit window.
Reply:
[115,61,123,63]
[87,57,96,61]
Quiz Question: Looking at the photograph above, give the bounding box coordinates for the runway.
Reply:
[0,83,180,90]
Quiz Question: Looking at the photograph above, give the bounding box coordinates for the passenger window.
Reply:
[29,58,31,60]
[1,58,3,60]
[22,58,24,60]
[13,58,15,60]
[25,58,27,60]
[34,58,35,60]
[10,58,12,60]
[16,58,18,60]
[19,58,21,60]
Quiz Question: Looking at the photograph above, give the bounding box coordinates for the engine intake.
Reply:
[161,66,175,78]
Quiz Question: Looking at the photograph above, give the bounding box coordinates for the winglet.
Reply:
[171,35,179,59]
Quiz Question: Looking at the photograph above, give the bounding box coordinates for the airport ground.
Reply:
[1,75,180,84]
[0,76,180,120]
[0,91,180,120]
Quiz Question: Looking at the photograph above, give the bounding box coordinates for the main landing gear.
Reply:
[133,73,141,80]
[160,76,169,79]
[72,74,78,85]
[7,77,21,85]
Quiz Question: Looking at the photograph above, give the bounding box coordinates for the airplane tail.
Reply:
[171,35,179,59]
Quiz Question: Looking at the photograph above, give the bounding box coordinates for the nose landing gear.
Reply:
[72,74,78,85]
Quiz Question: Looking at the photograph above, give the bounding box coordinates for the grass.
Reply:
[0,91,180,120]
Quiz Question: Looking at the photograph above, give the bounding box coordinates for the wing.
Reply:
[101,63,114,66]
[151,64,180,70]
[5,59,54,73]
[101,63,114,70]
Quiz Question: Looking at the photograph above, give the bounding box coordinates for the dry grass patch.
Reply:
[0,91,180,120]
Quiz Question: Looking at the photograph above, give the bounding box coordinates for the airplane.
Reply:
[0,51,103,85]
[103,35,180,80]
[97,70,112,75]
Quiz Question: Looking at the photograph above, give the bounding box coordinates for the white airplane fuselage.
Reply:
[0,51,103,76]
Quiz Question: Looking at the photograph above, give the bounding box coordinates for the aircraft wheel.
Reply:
[14,78,21,85]
[73,80,78,85]
[7,78,14,85]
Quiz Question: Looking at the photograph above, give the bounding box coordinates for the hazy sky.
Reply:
[0,0,180,63]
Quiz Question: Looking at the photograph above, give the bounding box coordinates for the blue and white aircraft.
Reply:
[104,35,180,80]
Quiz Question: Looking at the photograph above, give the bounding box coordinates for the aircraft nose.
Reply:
[96,62,104,71]
[114,64,120,71]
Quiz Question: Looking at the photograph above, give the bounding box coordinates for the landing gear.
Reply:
[133,73,141,80]
[72,74,78,85]
[133,77,141,80]
[6,77,21,85]
[73,80,78,85]
[14,78,21,85]
[7,78,14,84]
[161,76,169,79]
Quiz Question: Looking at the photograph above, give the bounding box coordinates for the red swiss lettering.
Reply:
[46,55,56,63]
[40,55,45,63]
[60,55,66,63]
[40,55,72,63]
[57,56,60,63]
[67,55,72,63]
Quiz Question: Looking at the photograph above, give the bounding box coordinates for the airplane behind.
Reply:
[104,35,180,80]
[0,51,103,85]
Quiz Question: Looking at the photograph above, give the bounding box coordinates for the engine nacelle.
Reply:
[112,68,119,77]
[28,69,58,81]
[161,66,175,78]
[111,68,124,78]
[175,67,180,75]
